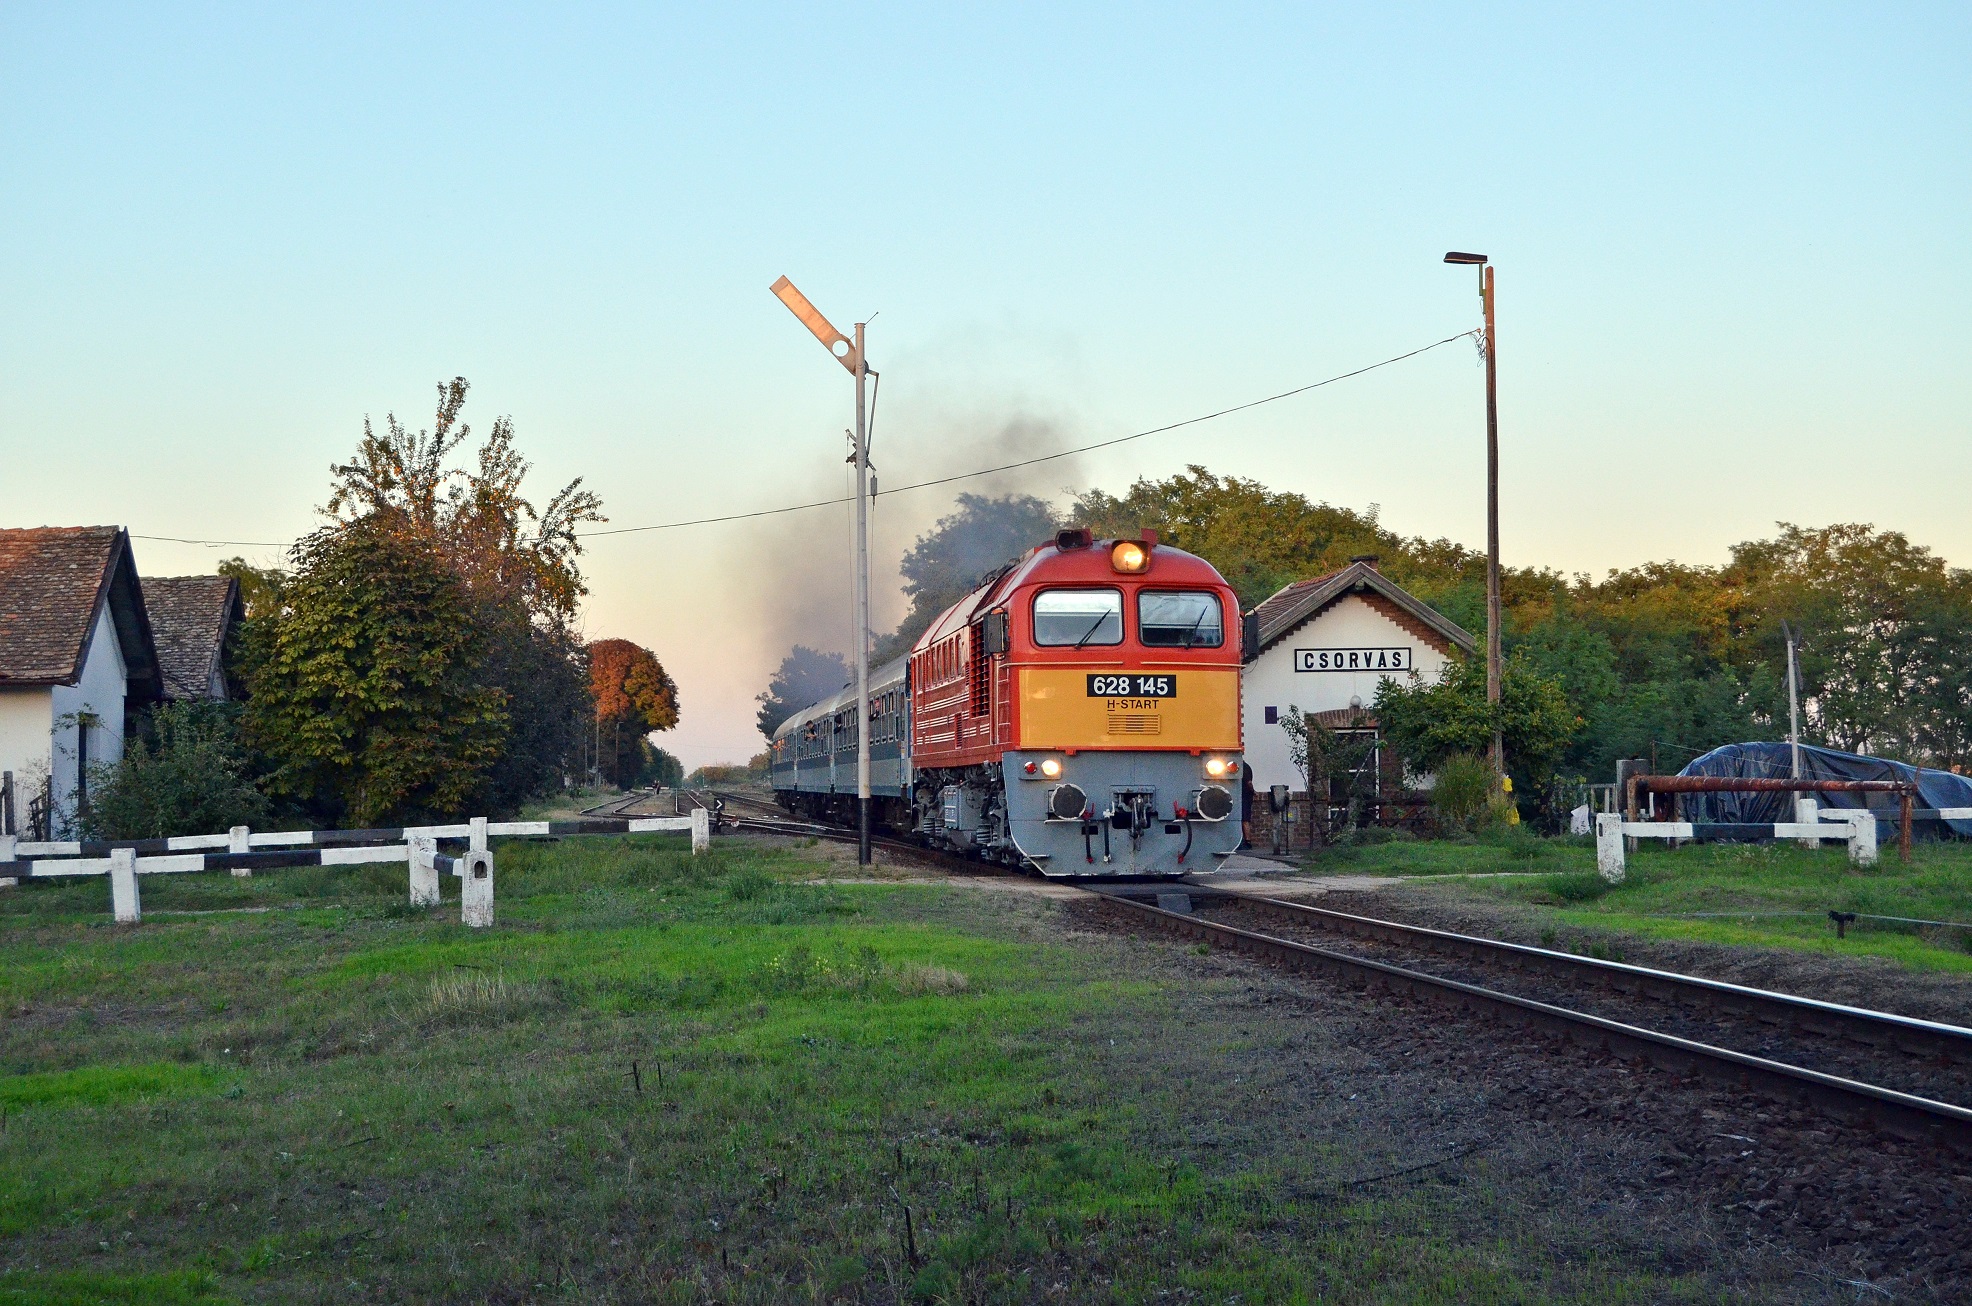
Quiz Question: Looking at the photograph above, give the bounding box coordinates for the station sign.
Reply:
[1294,647,1412,673]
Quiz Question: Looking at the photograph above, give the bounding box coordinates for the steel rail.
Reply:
[1093,890,1972,1152]
[1208,890,1972,1065]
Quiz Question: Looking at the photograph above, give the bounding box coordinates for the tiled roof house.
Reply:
[0,527,160,839]
[144,575,243,701]
[1241,556,1474,839]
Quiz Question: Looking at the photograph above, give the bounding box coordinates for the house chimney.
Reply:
[1349,553,1381,571]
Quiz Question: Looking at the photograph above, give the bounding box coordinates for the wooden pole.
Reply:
[1483,265,1502,779]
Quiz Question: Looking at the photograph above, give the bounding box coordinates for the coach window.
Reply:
[1033,589,1123,646]
[1138,591,1223,647]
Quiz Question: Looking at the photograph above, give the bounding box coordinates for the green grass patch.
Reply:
[1361,836,1972,972]
[0,1270,226,1306]
[0,831,1769,1299]
[0,1062,217,1110]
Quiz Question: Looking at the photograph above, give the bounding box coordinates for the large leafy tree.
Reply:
[1726,523,1972,764]
[327,378,603,806]
[587,638,680,787]
[240,520,510,825]
[241,379,607,823]
[1074,466,1425,608]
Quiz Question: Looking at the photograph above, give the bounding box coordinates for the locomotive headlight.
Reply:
[1109,541,1148,574]
[1040,758,1063,778]
[1204,757,1235,778]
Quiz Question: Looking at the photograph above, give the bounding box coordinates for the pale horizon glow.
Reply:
[3,5,1967,768]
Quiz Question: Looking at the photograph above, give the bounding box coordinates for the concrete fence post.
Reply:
[1846,811,1879,868]
[110,847,140,924]
[459,849,494,928]
[408,835,441,908]
[0,832,16,889]
[470,816,488,855]
[229,825,252,876]
[691,806,710,854]
[1794,797,1820,850]
[1595,812,1626,882]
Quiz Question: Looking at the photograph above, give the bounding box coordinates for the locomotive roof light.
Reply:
[1110,541,1149,574]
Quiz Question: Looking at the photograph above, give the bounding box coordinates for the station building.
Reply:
[1241,556,1474,848]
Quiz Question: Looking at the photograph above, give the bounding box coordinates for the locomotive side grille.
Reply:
[1107,713,1162,735]
[968,630,990,717]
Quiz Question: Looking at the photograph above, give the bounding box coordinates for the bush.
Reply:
[1429,753,1496,832]
[79,703,269,840]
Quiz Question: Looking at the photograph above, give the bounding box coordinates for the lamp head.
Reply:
[1443,251,1488,265]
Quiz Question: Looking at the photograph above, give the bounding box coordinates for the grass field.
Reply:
[1301,829,1972,973]
[0,833,1771,1303]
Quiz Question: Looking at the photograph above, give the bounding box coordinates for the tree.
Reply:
[289,377,604,811]
[587,638,681,788]
[240,519,509,826]
[641,746,685,789]
[1074,467,1416,608]
[1373,651,1580,817]
[1728,523,1970,763]
[217,557,286,620]
[876,493,1060,659]
[323,378,603,624]
[756,645,850,740]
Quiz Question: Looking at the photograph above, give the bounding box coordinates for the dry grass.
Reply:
[892,962,970,995]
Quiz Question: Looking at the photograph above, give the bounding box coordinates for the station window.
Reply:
[1033,588,1123,646]
[1138,591,1223,648]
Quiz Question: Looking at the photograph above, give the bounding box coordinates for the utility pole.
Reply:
[1783,620,1802,778]
[1445,252,1504,778]
[771,276,874,864]
[851,320,872,865]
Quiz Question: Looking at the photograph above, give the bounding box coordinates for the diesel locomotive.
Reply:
[769,527,1246,876]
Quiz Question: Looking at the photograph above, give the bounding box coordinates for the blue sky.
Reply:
[3,4,1966,766]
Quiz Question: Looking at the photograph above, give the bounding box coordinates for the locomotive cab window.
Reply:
[1033,588,1123,646]
[1138,591,1223,647]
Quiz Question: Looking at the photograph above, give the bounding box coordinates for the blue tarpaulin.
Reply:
[1676,742,1972,838]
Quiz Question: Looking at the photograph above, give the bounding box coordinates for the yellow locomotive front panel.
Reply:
[1016,667,1240,751]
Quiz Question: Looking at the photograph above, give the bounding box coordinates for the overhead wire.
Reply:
[129,327,1477,550]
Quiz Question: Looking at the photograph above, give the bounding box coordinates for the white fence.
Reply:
[1586,801,1972,882]
[0,807,711,927]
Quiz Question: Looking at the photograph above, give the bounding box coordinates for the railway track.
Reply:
[578,790,658,818]
[1094,886,1972,1153]
[633,786,1972,1150]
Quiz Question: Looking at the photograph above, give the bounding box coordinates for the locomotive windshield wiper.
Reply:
[1179,606,1209,648]
[1073,613,1110,649]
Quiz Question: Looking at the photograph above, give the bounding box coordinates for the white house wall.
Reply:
[0,689,52,827]
[46,604,128,833]
[1241,594,1455,792]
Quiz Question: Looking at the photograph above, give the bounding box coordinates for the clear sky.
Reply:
[3,4,1966,768]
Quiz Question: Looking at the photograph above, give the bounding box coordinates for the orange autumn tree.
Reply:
[586,639,680,788]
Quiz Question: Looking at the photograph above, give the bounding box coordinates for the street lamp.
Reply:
[770,275,875,865]
[1444,251,1503,778]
